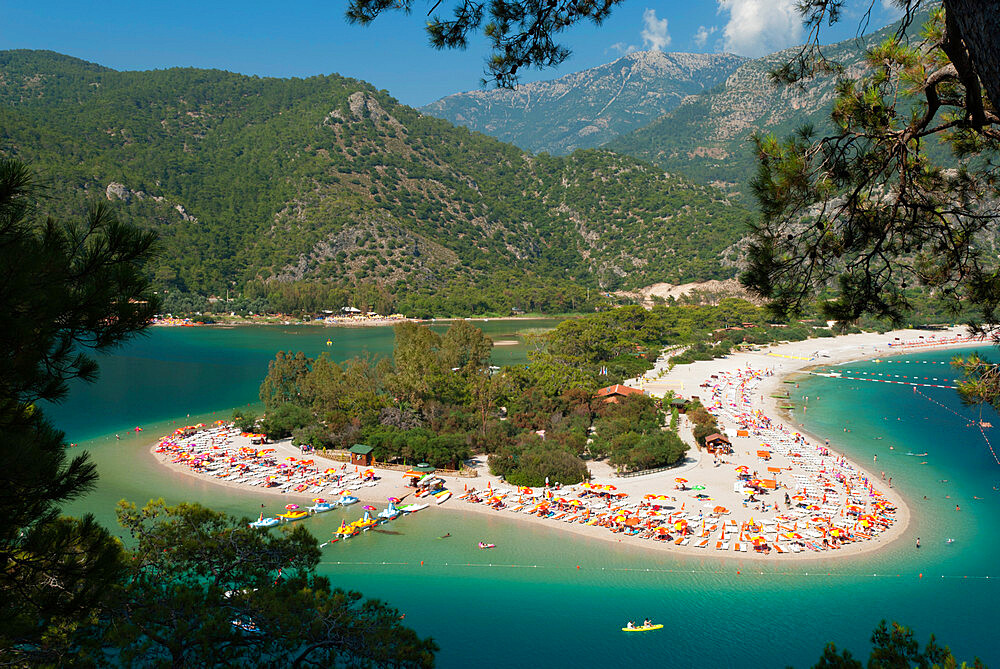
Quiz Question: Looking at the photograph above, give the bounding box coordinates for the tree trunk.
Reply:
[943,0,1000,112]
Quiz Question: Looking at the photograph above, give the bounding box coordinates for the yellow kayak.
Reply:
[622,624,663,632]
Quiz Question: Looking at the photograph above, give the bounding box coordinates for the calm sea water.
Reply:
[52,332,1000,668]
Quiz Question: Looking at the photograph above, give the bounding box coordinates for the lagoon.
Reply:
[55,328,1000,668]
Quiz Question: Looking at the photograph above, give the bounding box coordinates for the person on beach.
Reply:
[916,537,921,548]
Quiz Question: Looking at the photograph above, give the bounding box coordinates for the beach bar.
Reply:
[349,444,374,466]
[705,433,732,454]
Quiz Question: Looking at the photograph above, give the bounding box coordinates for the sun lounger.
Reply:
[695,539,709,548]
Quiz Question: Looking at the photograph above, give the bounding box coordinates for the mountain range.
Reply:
[0,50,750,314]
[421,16,913,199]
[419,51,746,156]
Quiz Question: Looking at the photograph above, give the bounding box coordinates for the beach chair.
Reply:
[773,544,786,554]
[739,542,749,552]
[695,539,709,548]
[732,542,741,551]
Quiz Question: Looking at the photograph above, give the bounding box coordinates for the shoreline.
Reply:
[151,314,579,329]
[147,327,984,562]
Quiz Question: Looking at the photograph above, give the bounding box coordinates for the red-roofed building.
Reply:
[595,384,646,404]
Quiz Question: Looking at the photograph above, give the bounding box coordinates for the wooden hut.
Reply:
[349,444,373,466]
[705,433,732,454]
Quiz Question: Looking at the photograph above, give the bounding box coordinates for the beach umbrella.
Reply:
[792,495,806,501]
[339,490,352,496]
[807,504,821,510]
[285,504,299,510]
[312,498,327,503]
[692,485,706,490]
[675,478,688,484]
[388,497,401,503]
[363,505,376,511]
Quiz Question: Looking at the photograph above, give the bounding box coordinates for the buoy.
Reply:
[919,573,923,578]
[420,561,423,565]
[577,565,580,569]
[736,570,740,575]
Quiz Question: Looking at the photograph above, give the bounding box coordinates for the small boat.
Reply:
[278,510,309,522]
[249,513,279,528]
[478,542,495,549]
[308,502,334,514]
[339,495,359,506]
[434,490,452,504]
[353,518,378,531]
[335,520,359,539]
[399,503,429,513]
[622,624,663,632]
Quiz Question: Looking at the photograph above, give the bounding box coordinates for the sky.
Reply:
[2,0,903,108]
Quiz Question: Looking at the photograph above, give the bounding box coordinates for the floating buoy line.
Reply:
[809,371,957,389]
[318,560,997,580]
[911,386,1000,466]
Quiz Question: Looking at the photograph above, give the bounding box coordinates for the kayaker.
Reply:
[643,619,651,628]
[626,621,635,629]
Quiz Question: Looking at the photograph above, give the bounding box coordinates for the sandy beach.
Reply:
[150,326,983,561]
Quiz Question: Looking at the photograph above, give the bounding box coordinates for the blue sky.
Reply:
[2,0,902,107]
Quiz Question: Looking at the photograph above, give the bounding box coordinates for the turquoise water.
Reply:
[50,321,547,442]
[52,334,1000,668]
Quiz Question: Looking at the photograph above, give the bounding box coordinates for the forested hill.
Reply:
[419,51,746,155]
[0,50,752,315]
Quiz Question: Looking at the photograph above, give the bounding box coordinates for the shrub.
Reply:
[260,403,313,440]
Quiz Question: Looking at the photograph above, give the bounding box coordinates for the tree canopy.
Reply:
[0,157,159,662]
[744,3,1000,330]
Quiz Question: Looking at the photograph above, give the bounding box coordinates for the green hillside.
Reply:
[0,50,752,315]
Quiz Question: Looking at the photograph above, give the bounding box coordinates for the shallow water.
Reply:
[54,333,1000,667]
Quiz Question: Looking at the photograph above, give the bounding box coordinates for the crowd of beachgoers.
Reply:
[153,360,898,557]
[150,327,993,558]
[452,365,897,555]
[154,425,384,497]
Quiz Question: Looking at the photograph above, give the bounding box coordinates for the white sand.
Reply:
[151,326,981,561]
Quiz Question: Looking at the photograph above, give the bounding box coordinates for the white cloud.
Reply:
[693,25,717,48]
[640,8,671,51]
[608,41,638,57]
[717,0,802,57]
[880,0,904,19]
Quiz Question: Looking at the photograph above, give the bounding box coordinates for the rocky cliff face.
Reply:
[419,51,746,155]
[605,15,920,197]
